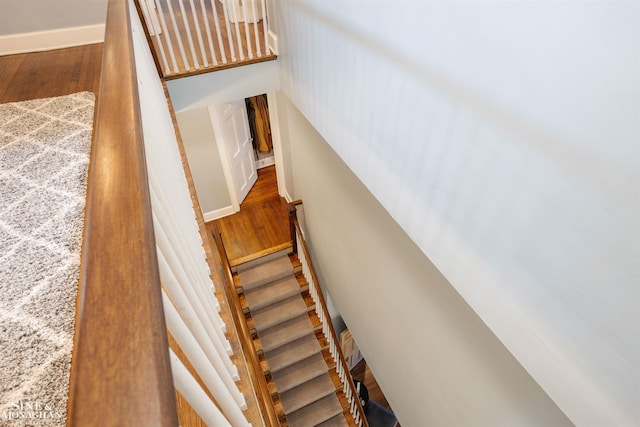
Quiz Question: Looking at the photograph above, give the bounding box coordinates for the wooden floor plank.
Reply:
[211,165,291,264]
[0,44,103,103]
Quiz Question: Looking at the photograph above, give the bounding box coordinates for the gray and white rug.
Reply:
[0,92,95,426]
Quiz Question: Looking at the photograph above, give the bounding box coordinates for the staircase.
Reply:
[234,249,354,426]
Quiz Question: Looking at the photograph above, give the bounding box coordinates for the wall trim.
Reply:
[267,30,278,55]
[0,24,105,56]
[203,205,237,222]
[256,156,275,169]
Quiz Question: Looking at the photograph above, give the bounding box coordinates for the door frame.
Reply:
[206,91,290,217]
[208,104,243,214]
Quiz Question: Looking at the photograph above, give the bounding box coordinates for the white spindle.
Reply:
[169,350,233,427]
[153,0,179,73]
[251,0,260,56]
[164,292,250,424]
[147,156,225,320]
[164,0,191,70]
[242,0,253,58]
[208,0,227,63]
[221,1,237,61]
[156,246,237,377]
[230,1,244,59]
[188,0,209,66]
[199,0,218,65]
[177,0,200,68]
[261,0,268,54]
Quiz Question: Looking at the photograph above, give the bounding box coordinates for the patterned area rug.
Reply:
[0,92,95,426]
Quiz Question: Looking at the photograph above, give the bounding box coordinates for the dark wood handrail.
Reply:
[289,202,370,427]
[67,0,177,425]
[211,223,281,427]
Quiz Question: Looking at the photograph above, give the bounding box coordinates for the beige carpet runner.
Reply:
[0,92,95,425]
[238,253,348,427]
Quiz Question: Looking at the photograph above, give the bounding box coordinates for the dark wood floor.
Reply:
[210,165,291,265]
[0,44,103,103]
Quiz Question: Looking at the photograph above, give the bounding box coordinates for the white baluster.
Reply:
[207,0,227,63]
[189,0,210,66]
[177,0,200,67]
[169,350,233,427]
[164,293,250,424]
[260,0,268,54]
[251,0,260,56]
[242,0,253,58]
[164,0,191,70]
[153,0,179,73]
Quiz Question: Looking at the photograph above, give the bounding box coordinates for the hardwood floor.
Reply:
[0,44,102,103]
[210,165,291,265]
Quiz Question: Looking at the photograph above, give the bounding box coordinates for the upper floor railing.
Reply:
[135,0,276,79]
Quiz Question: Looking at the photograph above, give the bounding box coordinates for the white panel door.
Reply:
[217,100,257,205]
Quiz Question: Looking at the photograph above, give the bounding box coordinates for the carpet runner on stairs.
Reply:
[238,253,348,427]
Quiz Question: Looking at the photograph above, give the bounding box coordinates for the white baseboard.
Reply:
[268,30,278,55]
[256,156,275,169]
[283,189,294,204]
[0,24,105,56]
[203,205,237,222]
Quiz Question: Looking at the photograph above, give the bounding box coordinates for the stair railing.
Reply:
[288,200,370,427]
[211,222,282,427]
[68,0,177,425]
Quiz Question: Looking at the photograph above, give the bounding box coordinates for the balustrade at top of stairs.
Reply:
[235,249,352,427]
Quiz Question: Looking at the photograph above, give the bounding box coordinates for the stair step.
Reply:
[237,254,292,291]
[285,393,344,427]
[316,414,349,427]
[265,333,320,373]
[252,295,309,332]
[259,313,316,354]
[234,247,292,272]
[245,275,301,311]
[271,352,328,394]
[280,374,336,414]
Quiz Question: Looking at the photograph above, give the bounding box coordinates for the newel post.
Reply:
[287,200,303,255]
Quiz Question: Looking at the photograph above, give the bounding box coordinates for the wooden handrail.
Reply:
[289,202,370,427]
[211,223,281,427]
[287,199,302,254]
[67,0,177,425]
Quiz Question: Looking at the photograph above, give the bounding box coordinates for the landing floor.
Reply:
[0,44,102,103]
[210,165,291,265]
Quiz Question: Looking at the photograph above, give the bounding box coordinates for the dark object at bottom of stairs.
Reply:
[365,399,398,427]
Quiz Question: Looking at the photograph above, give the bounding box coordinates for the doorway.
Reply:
[245,93,275,169]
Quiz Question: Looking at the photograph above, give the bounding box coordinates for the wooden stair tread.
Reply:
[256,313,317,353]
[245,275,301,311]
[280,374,336,414]
[252,294,309,332]
[237,254,293,291]
[264,333,321,373]
[316,414,349,427]
[271,352,329,394]
[285,393,344,427]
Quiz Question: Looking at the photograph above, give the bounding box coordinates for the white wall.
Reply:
[176,108,232,217]
[275,1,639,426]
[167,60,279,112]
[0,0,107,54]
[278,93,572,427]
[0,0,107,35]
